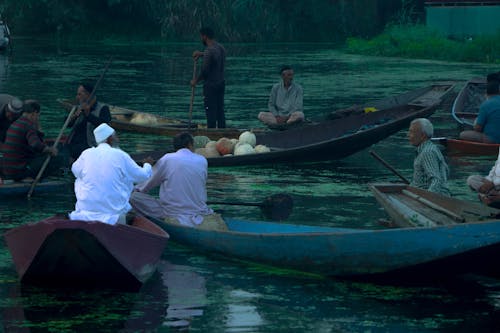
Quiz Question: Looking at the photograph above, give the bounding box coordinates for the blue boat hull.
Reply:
[150,217,500,279]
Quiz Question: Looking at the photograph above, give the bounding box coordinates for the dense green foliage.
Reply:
[345,24,500,63]
[0,0,421,42]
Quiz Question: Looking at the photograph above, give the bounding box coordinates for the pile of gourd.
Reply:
[194,131,271,158]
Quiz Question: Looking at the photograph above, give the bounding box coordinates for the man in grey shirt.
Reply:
[258,65,304,128]
[191,27,226,128]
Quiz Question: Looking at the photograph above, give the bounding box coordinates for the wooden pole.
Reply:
[188,59,197,129]
[369,150,410,184]
[28,57,113,199]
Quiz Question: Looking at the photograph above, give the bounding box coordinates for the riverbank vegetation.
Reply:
[0,0,420,42]
[345,24,500,64]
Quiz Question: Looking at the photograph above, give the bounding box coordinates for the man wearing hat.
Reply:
[2,100,60,181]
[69,123,153,225]
[0,94,23,143]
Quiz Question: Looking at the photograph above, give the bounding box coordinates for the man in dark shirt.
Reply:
[190,27,226,128]
[67,82,111,160]
[2,100,59,181]
[0,94,23,143]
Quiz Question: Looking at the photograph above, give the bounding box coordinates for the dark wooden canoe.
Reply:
[57,99,260,140]
[132,83,455,167]
[4,215,169,290]
[0,179,69,197]
[369,183,500,228]
[451,77,486,127]
[433,137,499,156]
[207,83,455,166]
[148,207,500,281]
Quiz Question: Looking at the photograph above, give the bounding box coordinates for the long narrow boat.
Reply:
[433,137,499,156]
[369,183,499,228]
[0,179,69,197]
[209,83,455,166]
[451,77,486,127]
[133,83,455,167]
[147,208,500,281]
[4,215,169,290]
[57,99,259,140]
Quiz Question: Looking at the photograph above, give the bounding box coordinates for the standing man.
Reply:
[1,100,60,181]
[67,82,111,160]
[459,80,500,143]
[130,132,227,231]
[258,65,304,128]
[69,123,152,225]
[408,118,451,196]
[190,27,226,129]
[0,94,23,143]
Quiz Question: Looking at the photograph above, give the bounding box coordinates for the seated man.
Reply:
[0,94,23,143]
[69,123,152,225]
[1,100,60,181]
[258,65,304,128]
[408,118,451,196]
[130,132,227,231]
[459,80,500,143]
[466,151,500,206]
[67,82,111,161]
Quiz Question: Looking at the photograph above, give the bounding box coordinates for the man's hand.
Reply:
[479,180,495,194]
[142,156,155,166]
[192,50,203,61]
[44,146,58,156]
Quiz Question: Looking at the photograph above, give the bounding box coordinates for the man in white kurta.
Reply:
[130,132,225,230]
[69,124,152,224]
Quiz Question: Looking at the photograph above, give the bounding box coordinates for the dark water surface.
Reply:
[1,38,500,332]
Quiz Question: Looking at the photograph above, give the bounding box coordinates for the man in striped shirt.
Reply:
[408,118,451,196]
[1,100,59,181]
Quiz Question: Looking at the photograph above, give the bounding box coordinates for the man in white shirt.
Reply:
[69,123,152,224]
[467,148,500,206]
[130,132,227,231]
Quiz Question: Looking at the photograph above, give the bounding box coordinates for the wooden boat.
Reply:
[4,215,169,290]
[0,179,69,197]
[369,183,500,227]
[57,99,258,140]
[451,77,486,127]
[433,137,499,156]
[209,83,455,166]
[133,83,455,167]
[148,205,500,281]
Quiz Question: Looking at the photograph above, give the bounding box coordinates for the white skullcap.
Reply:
[93,123,115,144]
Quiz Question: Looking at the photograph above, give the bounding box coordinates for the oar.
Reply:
[28,57,113,199]
[27,106,77,199]
[188,59,198,130]
[208,193,293,221]
[369,150,410,184]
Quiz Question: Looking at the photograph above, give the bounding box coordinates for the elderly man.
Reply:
[130,132,227,231]
[0,94,23,143]
[408,118,451,196]
[69,123,152,225]
[258,65,304,128]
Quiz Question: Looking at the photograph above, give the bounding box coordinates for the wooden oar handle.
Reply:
[369,150,410,184]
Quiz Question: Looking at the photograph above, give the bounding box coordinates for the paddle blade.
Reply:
[261,193,293,221]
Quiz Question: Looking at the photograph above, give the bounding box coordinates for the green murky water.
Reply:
[1,37,500,332]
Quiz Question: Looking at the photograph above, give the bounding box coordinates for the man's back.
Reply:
[71,143,151,223]
[202,42,225,85]
[153,148,211,216]
[477,95,500,143]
